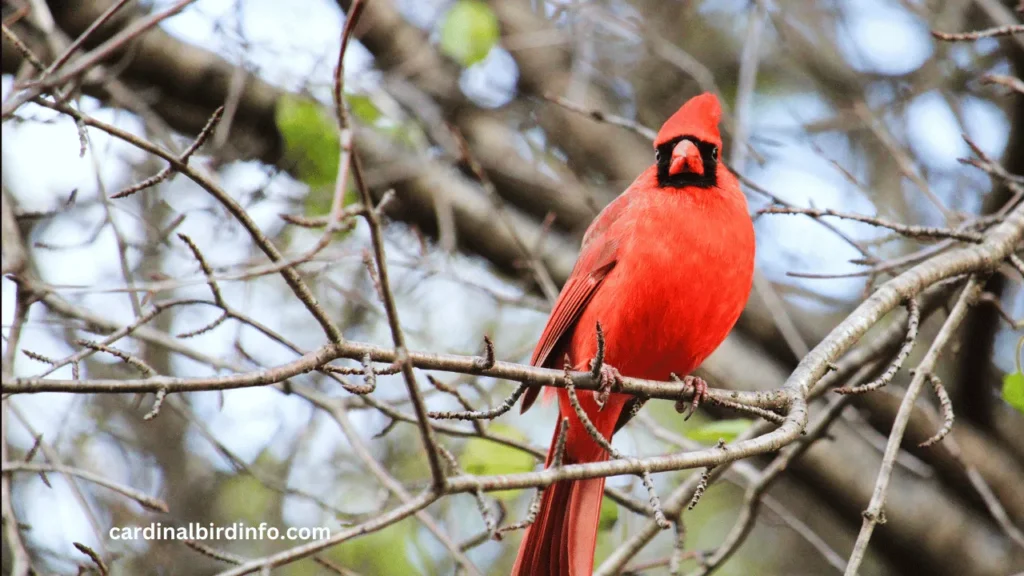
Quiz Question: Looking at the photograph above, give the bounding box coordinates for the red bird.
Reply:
[512,93,755,575]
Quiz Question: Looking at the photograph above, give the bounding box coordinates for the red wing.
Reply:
[519,193,631,413]
[529,258,616,369]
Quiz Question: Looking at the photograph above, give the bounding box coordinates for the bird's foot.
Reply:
[672,374,708,421]
[592,363,622,411]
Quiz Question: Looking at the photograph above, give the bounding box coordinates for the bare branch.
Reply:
[213,491,438,576]
[844,277,982,575]
[835,298,920,395]
[30,98,347,344]
[543,94,658,141]
[759,206,983,243]
[2,461,169,513]
[73,542,109,576]
[931,24,1024,41]
[1,402,33,576]
[112,106,224,199]
[497,418,570,536]
[918,373,954,448]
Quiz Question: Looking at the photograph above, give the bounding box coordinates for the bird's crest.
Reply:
[654,93,723,149]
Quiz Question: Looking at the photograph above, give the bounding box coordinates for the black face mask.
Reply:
[655,137,719,189]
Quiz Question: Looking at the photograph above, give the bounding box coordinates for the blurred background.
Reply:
[1,0,1022,574]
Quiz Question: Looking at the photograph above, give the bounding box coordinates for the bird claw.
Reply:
[593,364,622,411]
[673,375,708,421]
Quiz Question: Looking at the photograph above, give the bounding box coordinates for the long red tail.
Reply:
[512,391,625,575]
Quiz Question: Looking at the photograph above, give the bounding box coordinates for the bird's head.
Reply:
[653,93,723,189]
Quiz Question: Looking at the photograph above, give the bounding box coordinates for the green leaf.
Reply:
[347,93,383,125]
[275,95,340,190]
[685,419,753,444]
[460,423,535,500]
[276,94,361,238]
[328,518,419,574]
[1003,371,1024,415]
[439,0,499,66]
[598,497,618,531]
[215,474,274,525]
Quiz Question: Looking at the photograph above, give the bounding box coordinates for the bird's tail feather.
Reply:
[512,431,608,575]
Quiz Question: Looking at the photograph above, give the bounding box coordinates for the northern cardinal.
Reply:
[512,93,755,575]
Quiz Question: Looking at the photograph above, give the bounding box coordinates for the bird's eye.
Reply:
[711,146,719,160]
[655,149,662,163]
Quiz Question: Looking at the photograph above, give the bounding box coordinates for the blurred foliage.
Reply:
[348,93,384,125]
[598,495,618,531]
[215,466,277,525]
[387,428,435,484]
[460,423,535,500]
[1003,370,1024,415]
[276,93,380,240]
[685,419,753,444]
[439,0,499,66]
[276,94,343,191]
[325,518,424,574]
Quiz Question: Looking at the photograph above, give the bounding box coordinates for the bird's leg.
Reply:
[671,374,708,421]
[592,363,623,410]
[589,321,621,410]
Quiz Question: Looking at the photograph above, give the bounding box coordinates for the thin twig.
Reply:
[931,24,1024,41]
[328,397,482,575]
[706,397,786,425]
[450,126,560,302]
[427,375,484,434]
[439,446,496,539]
[336,0,445,491]
[76,339,157,377]
[642,468,671,529]
[1,24,47,71]
[185,540,245,565]
[690,396,853,575]
[5,342,787,409]
[564,369,619,457]
[1009,253,1024,279]
[835,298,920,395]
[3,0,199,119]
[564,366,670,527]
[943,436,1024,549]
[918,373,954,448]
[73,542,109,576]
[542,94,658,141]
[460,502,508,548]
[31,97,347,344]
[41,0,133,77]
[497,418,570,536]
[981,73,1024,94]
[669,521,689,575]
[853,102,952,220]
[142,387,168,421]
[473,335,496,370]
[113,107,224,199]
[177,233,225,305]
[759,206,983,243]
[1,401,33,576]
[976,292,1022,329]
[687,466,713,511]
[214,491,439,576]
[844,277,982,575]
[1,461,169,512]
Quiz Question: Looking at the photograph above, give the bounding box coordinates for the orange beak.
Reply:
[669,139,703,176]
